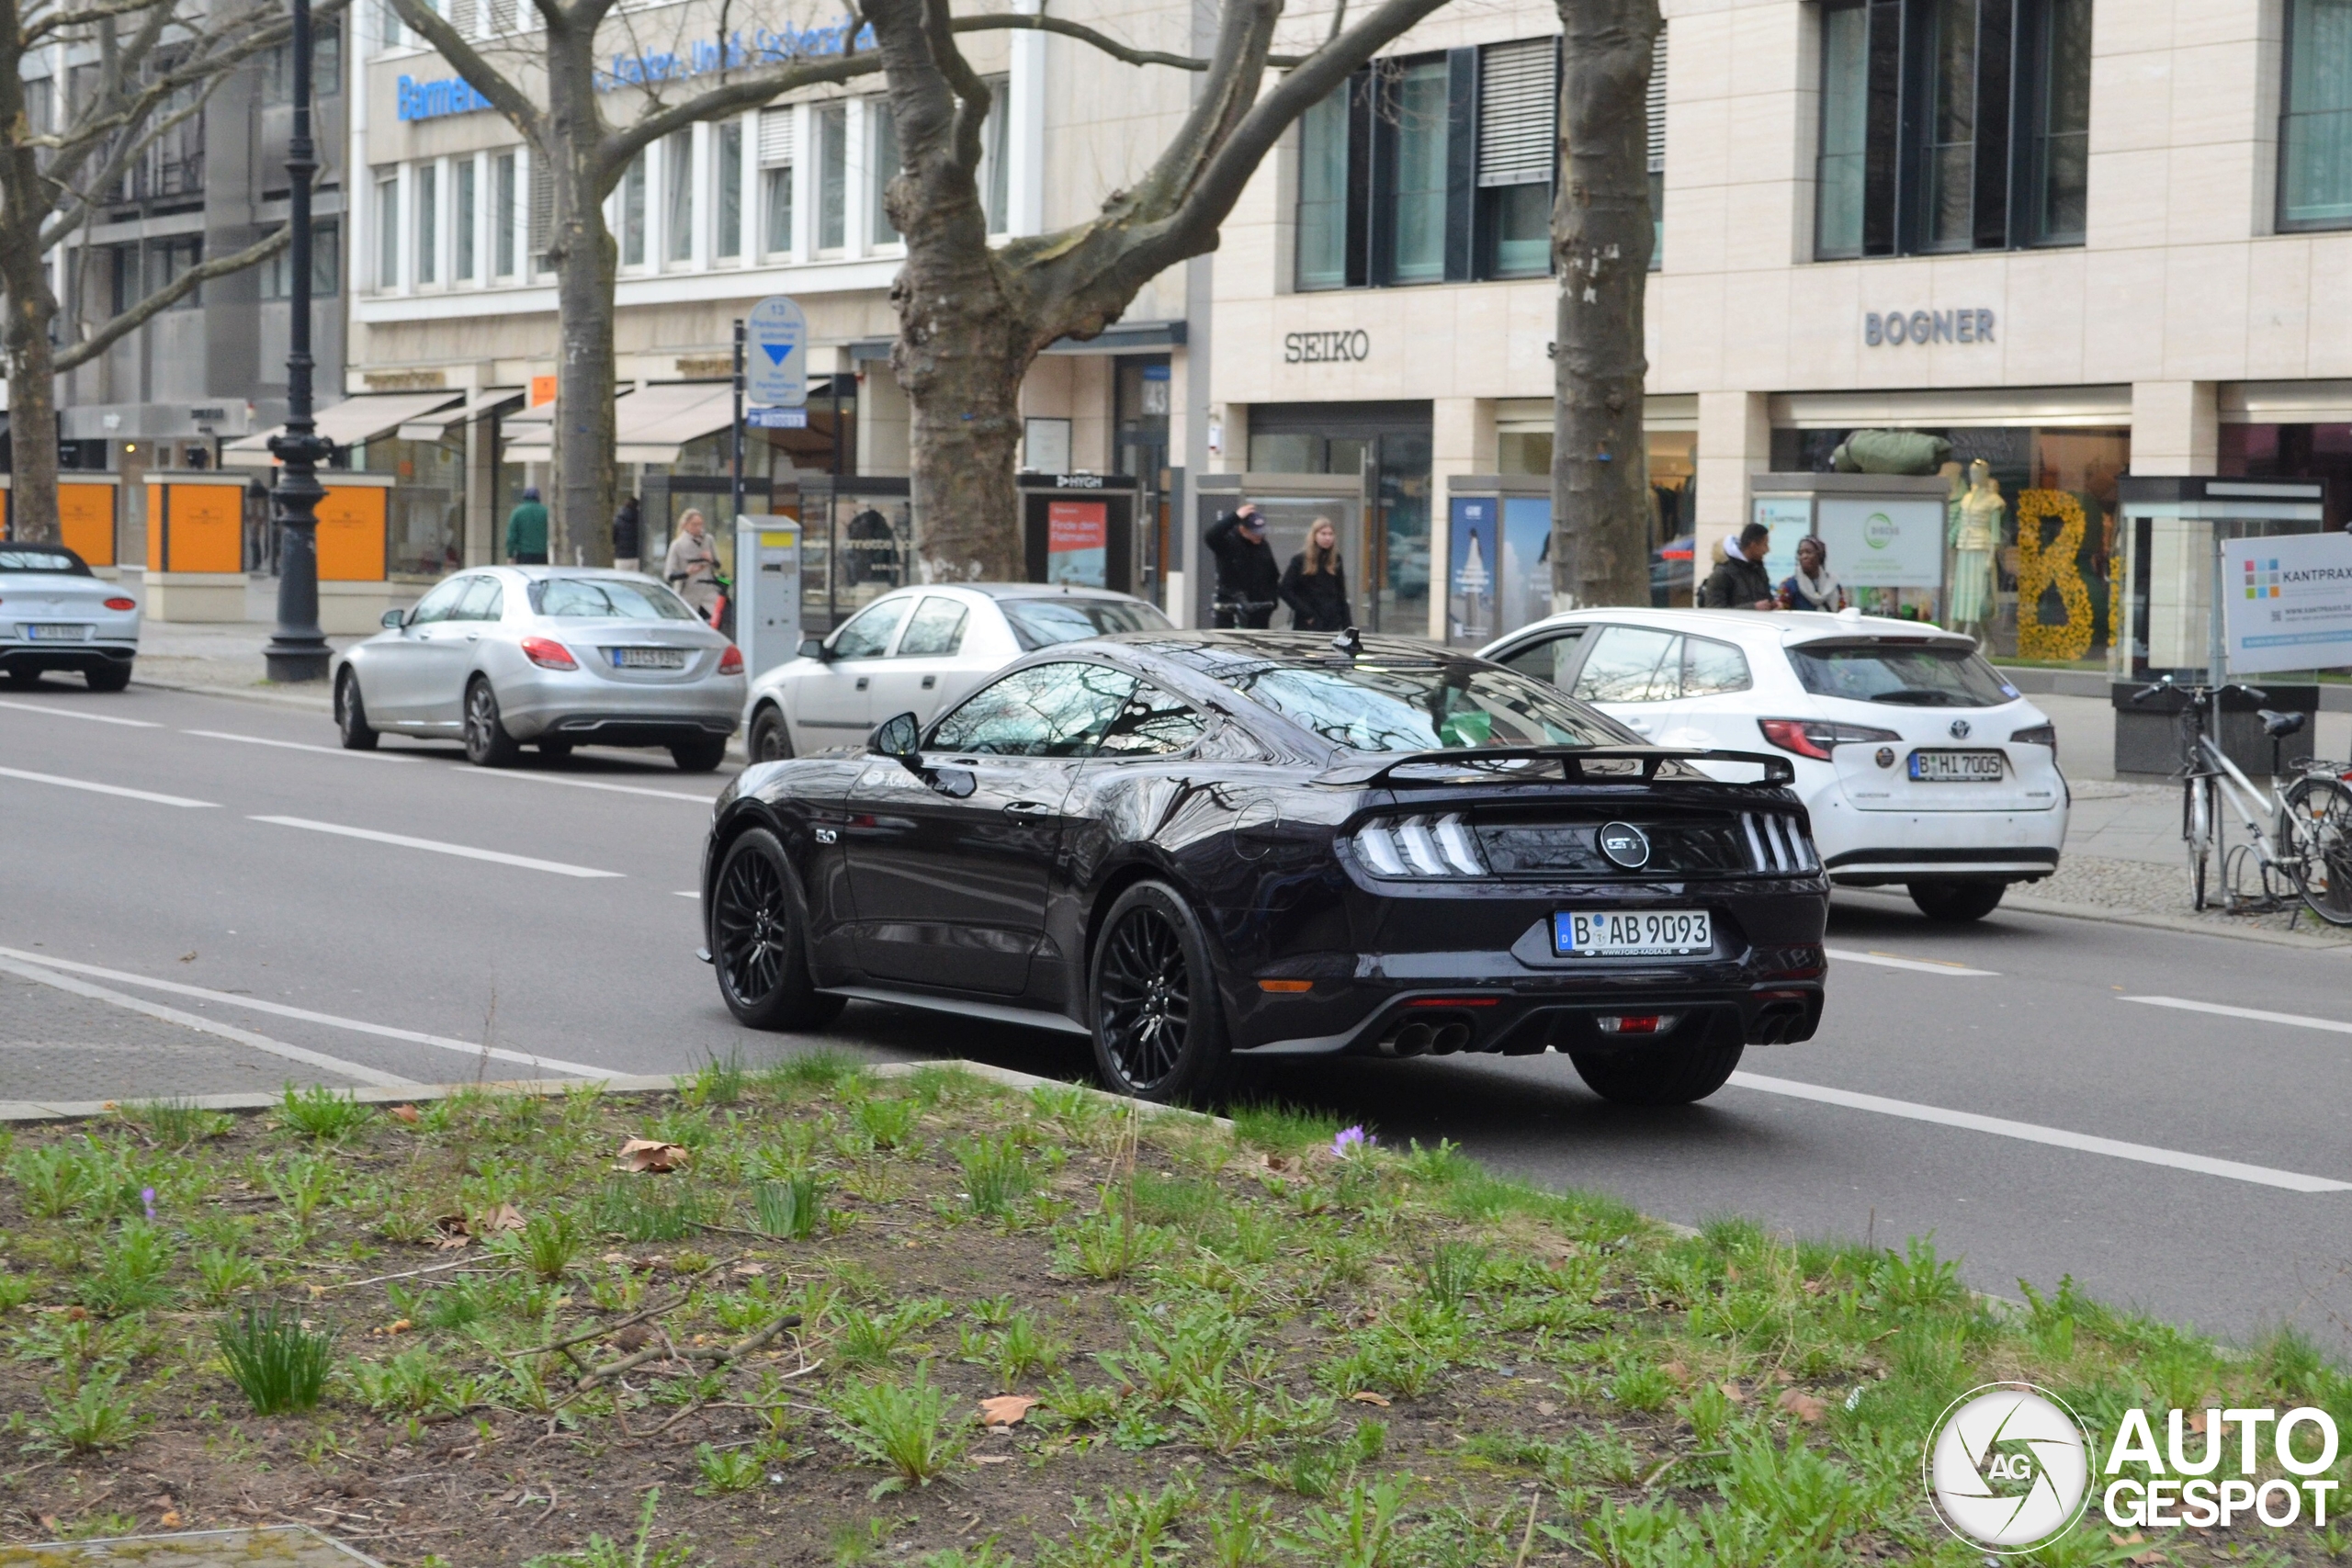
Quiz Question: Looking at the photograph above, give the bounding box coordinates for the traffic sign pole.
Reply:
[731,319,746,532]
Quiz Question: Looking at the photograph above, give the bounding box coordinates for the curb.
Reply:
[1838,884,2352,953]
[130,675,335,712]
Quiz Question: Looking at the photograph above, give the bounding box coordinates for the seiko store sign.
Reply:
[1865,309,1996,346]
[1284,330,1371,364]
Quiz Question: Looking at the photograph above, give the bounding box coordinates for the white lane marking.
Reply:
[186,729,418,761]
[1727,1071,2350,1193]
[0,944,619,1079]
[2123,995,2352,1037]
[0,764,215,807]
[250,815,625,878]
[673,890,698,898]
[457,768,717,803]
[0,698,158,728]
[0,953,414,1089]
[1826,946,1998,976]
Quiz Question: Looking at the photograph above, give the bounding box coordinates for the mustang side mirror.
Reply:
[381,608,408,629]
[870,711,923,773]
[799,636,831,661]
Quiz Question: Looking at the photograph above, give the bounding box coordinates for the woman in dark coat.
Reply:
[1279,517,1352,632]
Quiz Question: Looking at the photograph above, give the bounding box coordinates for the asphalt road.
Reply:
[5,679,2349,1351]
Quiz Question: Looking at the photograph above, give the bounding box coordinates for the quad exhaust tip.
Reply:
[1380,1021,1434,1058]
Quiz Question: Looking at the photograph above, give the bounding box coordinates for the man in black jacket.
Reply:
[1698,523,1777,610]
[1204,503,1281,628]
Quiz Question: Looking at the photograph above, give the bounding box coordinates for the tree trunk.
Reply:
[544,23,616,568]
[1550,0,1658,610]
[0,31,61,548]
[873,0,1029,582]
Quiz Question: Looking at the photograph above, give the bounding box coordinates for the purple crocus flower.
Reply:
[141,1187,157,1223]
[1332,1126,1376,1157]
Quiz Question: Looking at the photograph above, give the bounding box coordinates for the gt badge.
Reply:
[1597,821,1651,871]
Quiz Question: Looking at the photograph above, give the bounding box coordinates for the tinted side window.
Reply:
[928,661,1140,757]
[896,596,968,657]
[1570,626,1680,703]
[1497,627,1587,687]
[1680,635,1752,696]
[407,577,472,625]
[1096,684,1207,757]
[831,597,910,660]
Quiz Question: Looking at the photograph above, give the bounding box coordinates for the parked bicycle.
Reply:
[2130,676,2352,925]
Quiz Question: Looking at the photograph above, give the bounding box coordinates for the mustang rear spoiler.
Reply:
[1321,745,1796,789]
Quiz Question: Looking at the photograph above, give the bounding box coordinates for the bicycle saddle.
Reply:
[2258,708,2308,739]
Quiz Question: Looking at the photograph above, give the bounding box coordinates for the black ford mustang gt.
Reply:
[698,631,1828,1105]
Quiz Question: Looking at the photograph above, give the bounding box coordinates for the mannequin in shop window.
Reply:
[1948,459,2002,641]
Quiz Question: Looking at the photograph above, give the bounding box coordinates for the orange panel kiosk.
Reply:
[0,475,123,570]
[144,472,254,621]
[311,472,398,632]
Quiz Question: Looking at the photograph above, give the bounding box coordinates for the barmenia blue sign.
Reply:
[394,17,876,122]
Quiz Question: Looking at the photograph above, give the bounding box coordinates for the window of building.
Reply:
[818,103,847,249]
[664,130,694,262]
[152,237,201,309]
[376,172,398,288]
[1294,44,1550,290]
[1647,28,1667,266]
[760,107,796,254]
[2280,0,2352,229]
[494,151,516,276]
[455,157,477,281]
[620,150,647,265]
[261,221,339,298]
[265,22,342,103]
[527,149,551,272]
[981,74,1011,232]
[415,162,438,283]
[717,118,742,258]
[1814,0,2088,258]
[869,100,899,244]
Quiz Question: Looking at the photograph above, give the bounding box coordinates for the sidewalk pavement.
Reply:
[122,573,374,712]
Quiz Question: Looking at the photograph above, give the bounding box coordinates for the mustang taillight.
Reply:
[1739,811,1821,874]
[521,636,577,670]
[1353,813,1487,877]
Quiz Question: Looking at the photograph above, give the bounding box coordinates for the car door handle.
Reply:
[465,633,481,642]
[1002,800,1055,816]
[922,675,936,690]
[855,677,869,691]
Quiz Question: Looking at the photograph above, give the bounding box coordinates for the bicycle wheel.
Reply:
[2283,775,2352,926]
[2186,775,2215,910]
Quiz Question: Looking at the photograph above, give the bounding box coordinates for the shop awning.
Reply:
[395,386,524,441]
[501,382,739,466]
[222,390,468,466]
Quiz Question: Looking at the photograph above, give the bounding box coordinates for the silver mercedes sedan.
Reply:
[332,567,744,771]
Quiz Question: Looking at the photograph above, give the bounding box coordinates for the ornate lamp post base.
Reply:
[263,0,331,685]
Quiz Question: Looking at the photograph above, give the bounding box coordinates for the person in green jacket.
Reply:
[505,487,549,564]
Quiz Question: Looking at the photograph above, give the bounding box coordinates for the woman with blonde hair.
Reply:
[1278,517,1352,632]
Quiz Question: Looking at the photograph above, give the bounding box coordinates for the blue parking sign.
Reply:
[746,295,808,409]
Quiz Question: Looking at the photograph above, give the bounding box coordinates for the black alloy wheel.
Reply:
[1090,882,1230,1105]
[539,737,574,760]
[710,828,845,1031]
[1906,879,2006,922]
[336,671,379,750]
[463,678,523,767]
[85,662,130,693]
[750,705,793,762]
[1569,1016,1746,1106]
[4,668,39,687]
[672,735,729,772]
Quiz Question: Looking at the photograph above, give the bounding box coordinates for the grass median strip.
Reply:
[0,1060,2343,1566]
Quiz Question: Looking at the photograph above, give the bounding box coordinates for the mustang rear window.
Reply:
[0,547,90,575]
[1001,597,1170,650]
[1220,661,1638,753]
[529,578,698,621]
[1788,641,2015,707]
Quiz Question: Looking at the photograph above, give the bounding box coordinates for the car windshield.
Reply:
[1788,640,2016,707]
[529,577,698,621]
[1001,596,1171,650]
[0,547,91,576]
[1218,659,1639,753]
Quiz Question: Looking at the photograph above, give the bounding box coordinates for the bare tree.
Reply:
[0,0,311,545]
[1546,0,1657,609]
[868,0,1457,581]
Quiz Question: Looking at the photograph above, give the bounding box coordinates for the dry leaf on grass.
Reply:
[1776,1388,1827,1423]
[1719,1382,1746,1404]
[978,1395,1037,1427]
[617,1138,688,1173]
[480,1202,526,1234]
[433,1214,471,1250]
[1348,1391,1393,1407]
[389,1104,421,1124]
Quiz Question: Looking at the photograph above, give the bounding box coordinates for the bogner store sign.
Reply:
[1865,309,1996,346]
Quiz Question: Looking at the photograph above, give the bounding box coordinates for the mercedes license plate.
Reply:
[1909,750,2005,783]
[24,623,92,642]
[1553,910,1712,957]
[610,647,686,670]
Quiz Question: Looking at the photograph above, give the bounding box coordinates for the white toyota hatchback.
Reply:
[743,582,1171,761]
[1480,607,2066,921]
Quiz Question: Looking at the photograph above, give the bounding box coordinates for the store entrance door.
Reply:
[1194,472,1374,630]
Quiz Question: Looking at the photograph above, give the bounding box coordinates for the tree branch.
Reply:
[54,223,289,371]
[923,0,989,173]
[597,50,888,177]
[387,0,547,142]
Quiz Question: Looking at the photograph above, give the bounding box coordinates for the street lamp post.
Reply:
[262,0,331,682]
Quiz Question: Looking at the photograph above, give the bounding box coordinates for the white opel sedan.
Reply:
[0,543,139,691]
[1480,607,2066,920]
[334,567,745,771]
[743,582,1171,761]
